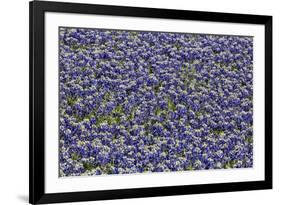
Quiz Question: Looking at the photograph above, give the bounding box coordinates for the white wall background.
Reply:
[0,0,279,204]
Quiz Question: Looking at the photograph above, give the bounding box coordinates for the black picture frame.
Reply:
[29,1,272,204]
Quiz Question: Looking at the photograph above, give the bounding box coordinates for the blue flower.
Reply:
[59,27,253,176]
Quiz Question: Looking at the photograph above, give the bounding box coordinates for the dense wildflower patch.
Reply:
[59,27,253,176]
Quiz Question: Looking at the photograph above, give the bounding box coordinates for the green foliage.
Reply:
[104,164,114,174]
[83,162,94,171]
[182,64,188,71]
[212,129,225,136]
[167,97,176,112]
[175,42,181,50]
[81,66,87,72]
[70,43,89,51]
[127,107,137,121]
[103,92,111,102]
[176,151,186,158]
[129,31,138,37]
[195,111,202,118]
[246,136,253,144]
[95,114,121,126]
[224,160,237,169]
[71,153,80,161]
[148,65,153,74]
[107,115,121,125]
[113,105,123,114]
[185,164,194,171]
[190,66,197,76]
[118,60,125,67]
[154,84,160,93]
[231,65,238,72]
[74,114,84,123]
[67,96,77,106]
[155,107,161,116]
[96,63,101,69]
[112,44,118,51]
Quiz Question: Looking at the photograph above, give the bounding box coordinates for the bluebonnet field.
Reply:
[59,27,253,177]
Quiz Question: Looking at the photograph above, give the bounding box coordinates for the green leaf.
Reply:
[231,66,238,72]
[71,153,80,161]
[83,162,94,171]
[148,65,153,74]
[103,92,111,102]
[67,96,77,106]
[182,64,189,72]
[81,66,87,72]
[167,97,176,112]
[155,107,161,116]
[186,165,194,171]
[224,160,236,169]
[113,105,123,114]
[154,84,160,93]
[127,108,136,121]
[212,129,225,136]
[246,136,253,144]
[195,112,202,118]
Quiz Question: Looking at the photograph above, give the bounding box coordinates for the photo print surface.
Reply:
[59,27,253,177]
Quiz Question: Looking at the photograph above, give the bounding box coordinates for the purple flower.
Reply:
[59,27,253,177]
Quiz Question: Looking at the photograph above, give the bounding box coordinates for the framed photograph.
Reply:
[29,1,272,204]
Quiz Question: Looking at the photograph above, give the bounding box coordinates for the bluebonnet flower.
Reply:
[59,27,253,176]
